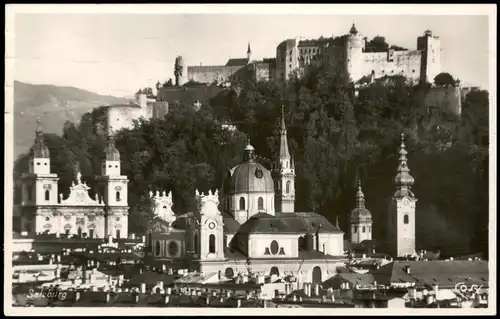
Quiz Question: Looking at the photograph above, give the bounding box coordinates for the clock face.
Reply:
[208,221,216,230]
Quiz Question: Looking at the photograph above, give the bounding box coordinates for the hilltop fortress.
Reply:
[106,23,472,134]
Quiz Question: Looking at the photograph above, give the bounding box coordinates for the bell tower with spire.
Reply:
[98,127,129,239]
[272,104,295,213]
[19,120,59,233]
[349,181,373,244]
[388,133,417,257]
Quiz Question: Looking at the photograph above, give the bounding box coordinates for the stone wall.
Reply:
[358,50,422,82]
[187,65,247,84]
[424,86,462,116]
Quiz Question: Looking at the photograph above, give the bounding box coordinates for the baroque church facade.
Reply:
[145,107,419,283]
[14,122,129,239]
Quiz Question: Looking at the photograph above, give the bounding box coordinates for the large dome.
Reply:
[223,143,274,194]
[225,162,274,194]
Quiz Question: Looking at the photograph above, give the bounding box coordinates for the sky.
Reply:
[12,9,492,97]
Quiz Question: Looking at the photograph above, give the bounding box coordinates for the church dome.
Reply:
[349,181,372,223]
[394,172,415,187]
[175,56,185,67]
[104,136,120,161]
[32,121,50,158]
[350,207,372,223]
[223,142,274,194]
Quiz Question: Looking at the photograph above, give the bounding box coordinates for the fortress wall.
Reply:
[254,63,270,82]
[107,105,145,135]
[424,86,462,116]
[187,65,246,84]
[359,50,422,81]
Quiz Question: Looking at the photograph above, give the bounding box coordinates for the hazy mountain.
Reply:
[12,81,129,160]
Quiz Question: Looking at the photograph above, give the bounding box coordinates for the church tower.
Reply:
[349,181,373,244]
[272,105,295,213]
[20,120,59,233]
[196,189,225,261]
[247,43,252,62]
[98,131,129,239]
[387,133,417,257]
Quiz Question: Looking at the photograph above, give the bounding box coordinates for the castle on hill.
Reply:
[104,23,464,136]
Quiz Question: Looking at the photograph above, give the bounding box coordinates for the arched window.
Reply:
[225,267,235,279]
[354,226,358,233]
[404,214,409,224]
[116,229,121,239]
[286,181,291,194]
[193,232,199,254]
[89,229,94,239]
[155,241,161,256]
[239,197,245,210]
[77,227,82,237]
[209,234,216,253]
[116,191,121,202]
[362,226,366,233]
[258,197,264,211]
[44,190,50,201]
[168,241,179,256]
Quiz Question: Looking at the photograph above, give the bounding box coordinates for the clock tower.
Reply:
[388,133,417,257]
[196,189,225,261]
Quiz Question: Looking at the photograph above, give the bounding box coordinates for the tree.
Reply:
[433,72,456,87]
[162,79,173,88]
[366,36,389,52]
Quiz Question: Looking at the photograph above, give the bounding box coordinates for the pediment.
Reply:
[60,173,103,206]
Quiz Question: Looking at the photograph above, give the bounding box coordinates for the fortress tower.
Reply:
[345,23,365,83]
[417,30,442,84]
[174,56,187,87]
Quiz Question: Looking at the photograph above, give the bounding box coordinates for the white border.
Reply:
[4,4,497,316]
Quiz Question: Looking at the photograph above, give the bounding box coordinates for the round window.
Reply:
[270,240,279,255]
[45,216,50,222]
[168,241,179,256]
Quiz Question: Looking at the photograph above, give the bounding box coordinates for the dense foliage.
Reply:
[14,64,489,257]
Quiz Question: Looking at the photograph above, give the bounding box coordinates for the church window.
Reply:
[225,267,235,279]
[322,244,326,253]
[404,214,409,224]
[116,229,121,239]
[239,197,245,210]
[279,247,285,255]
[362,226,366,233]
[194,232,199,254]
[45,216,50,222]
[209,234,216,253]
[89,229,94,238]
[37,162,40,166]
[286,181,291,194]
[65,229,70,235]
[77,227,82,237]
[258,197,264,211]
[270,240,279,255]
[45,190,50,201]
[163,206,167,209]
[116,191,121,202]
[354,226,358,233]
[168,241,179,256]
[155,241,161,256]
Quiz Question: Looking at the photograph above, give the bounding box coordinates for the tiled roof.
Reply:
[371,260,489,289]
[236,212,342,235]
[127,271,179,287]
[225,58,249,66]
[222,213,240,234]
[323,273,376,289]
[173,272,218,284]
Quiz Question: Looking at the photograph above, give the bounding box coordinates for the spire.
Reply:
[349,22,358,35]
[243,138,256,162]
[394,133,415,190]
[247,42,251,54]
[279,104,290,160]
[356,180,365,208]
[247,42,252,62]
[33,119,50,158]
[104,127,120,161]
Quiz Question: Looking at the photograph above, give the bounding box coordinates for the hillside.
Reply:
[12,81,128,159]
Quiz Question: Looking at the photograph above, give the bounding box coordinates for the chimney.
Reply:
[131,233,135,240]
[167,287,172,295]
[135,293,140,304]
[331,294,335,302]
[405,266,411,274]
[55,265,61,278]
[206,296,210,305]
[285,283,291,296]
[164,295,170,304]
[140,283,146,294]
[293,294,297,302]
[142,235,146,243]
[75,291,81,302]
[107,235,113,245]
[118,274,124,286]
[105,292,110,303]
[237,299,242,308]
[37,254,43,261]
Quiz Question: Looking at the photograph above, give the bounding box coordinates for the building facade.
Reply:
[146,107,347,284]
[15,123,129,239]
